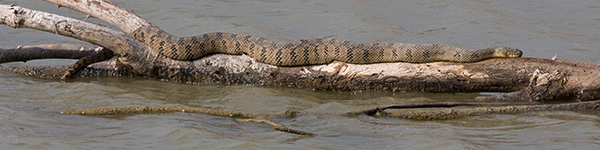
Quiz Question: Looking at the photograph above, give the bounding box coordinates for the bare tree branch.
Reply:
[0,44,100,63]
[0,5,135,56]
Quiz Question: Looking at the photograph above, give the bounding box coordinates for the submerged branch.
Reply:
[60,105,295,118]
[237,119,315,136]
[55,100,600,135]
[383,100,600,120]
[62,105,310,135]
[61,100,600,120]
[343,102,535,116]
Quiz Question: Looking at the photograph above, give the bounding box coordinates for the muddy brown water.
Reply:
[1,0,600,149]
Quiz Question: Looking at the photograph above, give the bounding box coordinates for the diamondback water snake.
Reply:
[62,25,522,79]
[129,25,522,66]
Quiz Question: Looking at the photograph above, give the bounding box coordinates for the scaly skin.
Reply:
[130,25,522,66]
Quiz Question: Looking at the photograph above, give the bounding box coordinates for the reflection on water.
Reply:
[1,0,600,149]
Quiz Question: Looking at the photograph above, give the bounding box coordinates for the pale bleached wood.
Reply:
[44,0,150,34]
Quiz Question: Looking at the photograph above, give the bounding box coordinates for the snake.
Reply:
[129,25,523,66]
[62,25,522,79]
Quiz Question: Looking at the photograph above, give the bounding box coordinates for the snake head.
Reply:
[492,47,523,58]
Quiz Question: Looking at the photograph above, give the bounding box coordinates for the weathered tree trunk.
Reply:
[1,1,599,103]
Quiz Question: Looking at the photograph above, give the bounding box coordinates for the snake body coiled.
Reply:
[130,25,522,66]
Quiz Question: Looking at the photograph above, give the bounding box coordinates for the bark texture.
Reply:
[0,44,101,62]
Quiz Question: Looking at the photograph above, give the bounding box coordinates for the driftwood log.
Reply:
[1,0,600,122]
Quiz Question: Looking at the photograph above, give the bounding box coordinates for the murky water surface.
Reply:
[1,0,600,149]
